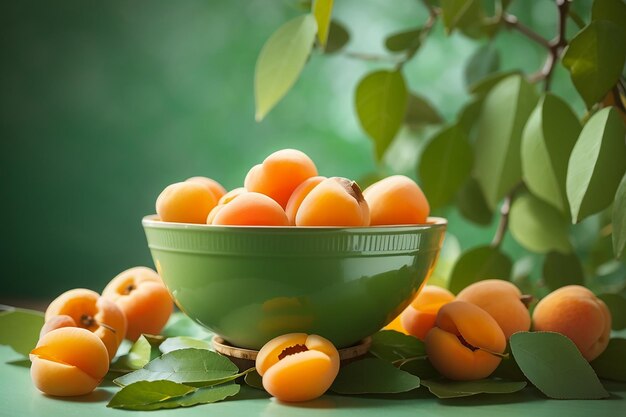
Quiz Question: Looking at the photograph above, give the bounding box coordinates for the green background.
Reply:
[0,0,591,300]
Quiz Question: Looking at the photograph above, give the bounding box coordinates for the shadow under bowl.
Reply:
[142,216,446,350]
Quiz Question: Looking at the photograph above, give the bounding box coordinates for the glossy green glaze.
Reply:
[142,216,447,350]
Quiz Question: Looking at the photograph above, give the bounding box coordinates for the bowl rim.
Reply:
[142,214,447,232]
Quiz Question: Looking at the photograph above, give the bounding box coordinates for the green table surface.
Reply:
[2,346,625,417]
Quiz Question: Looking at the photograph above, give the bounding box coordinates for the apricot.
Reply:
[400,285,455,341]
[218,187,247,205]
[457,279,531,339]
[285,176,326,225]
[363,175,430,225]
[102,267,173,341]
[211,192,289,226]
[256,333,340,402]
[532,285,611,361]
[185,176,227,201]
[295,177,370,227]
[425,301,506,380]
[156,181,218,224]
[45,289,127,360]
[30,327,109,396]
[244,149,318,208]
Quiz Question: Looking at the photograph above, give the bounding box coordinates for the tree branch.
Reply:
[491,183,523,248]
[502,13,552,50]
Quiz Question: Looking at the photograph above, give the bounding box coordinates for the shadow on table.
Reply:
[44,389,112,403]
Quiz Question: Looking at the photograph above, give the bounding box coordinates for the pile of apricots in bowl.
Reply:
[155,148,430,227]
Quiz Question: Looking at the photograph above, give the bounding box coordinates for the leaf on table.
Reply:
[355,70,408,160]
[456,178,493,226]
[510,331,609,399]
[418,125,473,209]
[591,338,626,382]
[331,358,420,394]
[161,312,214,340]
[404,93,443,128]
[474,74,538,209]
[107,380,196,410]
[613,173,626,258]
[369,330,426,363]
[542,251,585,292]
[448,246,512,294]
[159,336,213,354]
[562,20,626,108]
[598,294,626,330]
[254,14,317,121]
[421,378,526,399]
[464,43,500,88]
[398,357,439,380]
[509,193,572,254]
[566,107,626,223]
[312,0,333,48]
[244,369,265,391]
[324,20,349,54]
[0,307,44,357]
[521,93,581,213]
[114,348,239,387]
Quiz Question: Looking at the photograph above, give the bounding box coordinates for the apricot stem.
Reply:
[478,348,510,360]
[124,284,136,295]
[79,315,117,334]
[520,294,534,308]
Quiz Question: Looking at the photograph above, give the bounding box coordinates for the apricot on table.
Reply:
[425,301,506,380]
[244,149,318,208]
[218,187,247,205]
[102,267,173,341]
[256,333,340,402]
[156,181,218,224]
[185,176,227,201]
[285,176,326,225]
[400,285,455,341]
[45,288,127,360]
[532,285,611,361]
[210,192,289,226]
[295,177,370,227]
[456,279,531,339]
[363,175,430,225]
[30,327,109,396]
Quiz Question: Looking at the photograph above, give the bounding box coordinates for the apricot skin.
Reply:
[30,327,109,396]
[425,301,506,381]
[256,333,340,402]
[39,315,76,338]
[211,192,289,226]
[400,285,455,341]
[185,176,227,201]
[156,181,218,224]
[457,279,531,340]
[285,176,326,225]
[295,177,370,227]
[102,267,174,341]
[532,285,611,361]
[244,149,318,208]
[363,175,430,225]
[45,289,127,360]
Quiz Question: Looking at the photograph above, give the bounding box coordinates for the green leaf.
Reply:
[464,44,500,87]
[155,383,239,410]
[324,20,350,54]
[0,307,44,357]
[566,107,626,223]
[369,330,427,362]
[456,97,483,140]
[421,379,526,399]
[418,125,473,209]
[110,335,152,371]
[562,20,626,108]
[404,93,443,128]
[114,348,239,387]
[592,0,626,29]
[398,357,439,379]
[542,251,585,291]
[312,0,333,47]
[474,75,538,209]
[469,70,521,97]
[509,193,572,254]
[385,28,421,53]
[613,173,626,258]
[521,94,581,213]
[244,370,265,390]
[161,312,214,340]
[591,338,626,382]
[456,178,493,226]
[448,246,512,294]
[159,336,213,354]
[598,293,626,330]
[510,332,609,399]
[440,0,482,34]
[107,380,196,410]
[355,70,408,159]
[331,358,420,394]
[254,14,317,121]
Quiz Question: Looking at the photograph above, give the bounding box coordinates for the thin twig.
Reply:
[502,13,552,50]
[342,51,403,63]
[491,183,523,248]
[567,8,586,29]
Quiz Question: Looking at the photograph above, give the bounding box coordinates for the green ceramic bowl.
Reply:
[142,216,447,350]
